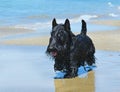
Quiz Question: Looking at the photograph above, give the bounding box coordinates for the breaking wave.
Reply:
[108,13,119,17]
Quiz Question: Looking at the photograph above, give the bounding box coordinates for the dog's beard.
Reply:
[46,49,58,58]
[46,45,68,58]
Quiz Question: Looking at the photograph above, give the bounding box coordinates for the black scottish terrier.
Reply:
[46,18,95,78]
[46,18,75,72]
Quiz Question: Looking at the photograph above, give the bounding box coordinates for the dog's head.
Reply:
[46,18,74,58]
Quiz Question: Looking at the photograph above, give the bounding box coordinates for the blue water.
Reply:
[0,0,119,41]
[0,0,120,26]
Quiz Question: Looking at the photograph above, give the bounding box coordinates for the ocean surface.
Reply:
[0,0,120,28]
[0,0,120,40]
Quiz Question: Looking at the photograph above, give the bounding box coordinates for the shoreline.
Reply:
[0,26,34,37]
[1,30,120,52]
[0,20,120,52]
[91,20,120,26]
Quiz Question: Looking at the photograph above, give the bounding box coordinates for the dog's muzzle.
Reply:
[50,51,57,57]
[47,47,58,57]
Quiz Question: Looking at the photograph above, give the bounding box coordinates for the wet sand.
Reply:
[1,30,120,51]
[0,27,34,37]
[91,20,120,26]
[0,20,120,51]
[0,20,120,92]
[0,46,120,92]
[0,46,54,92]
[54,71,95,92]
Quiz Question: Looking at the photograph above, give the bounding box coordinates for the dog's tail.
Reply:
[81,19,87,35]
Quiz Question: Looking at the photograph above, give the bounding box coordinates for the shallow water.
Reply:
[0,46,54,92]
[0,22,117,41]
[0,45,120,92]
[0,0,119,43]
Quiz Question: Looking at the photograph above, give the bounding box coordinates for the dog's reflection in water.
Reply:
[54,71,95,92]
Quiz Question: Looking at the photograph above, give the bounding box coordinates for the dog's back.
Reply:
[74,19,95,66]
[68,20,95,78]
[72,19,95,50]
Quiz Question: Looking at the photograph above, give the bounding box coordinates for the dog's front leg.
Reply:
[64,67,78,78]
[64,61,78,78]
[70,66,78,77]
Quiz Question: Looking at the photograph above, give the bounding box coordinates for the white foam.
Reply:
[70,15,98,23]
[14,15,98,30]
[108,2,114,7]
[109,13,119,17]
[78,15,98,21]
[14,22,51,30]
[14,19,67,30]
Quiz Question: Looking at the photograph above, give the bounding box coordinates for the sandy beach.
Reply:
[0,0,120,92]
[1,20,120,51]
[0,45,120,92]
[0,27,34,37]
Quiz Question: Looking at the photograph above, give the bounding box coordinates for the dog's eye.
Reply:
[59,35,66,43]
[58,31,64,37]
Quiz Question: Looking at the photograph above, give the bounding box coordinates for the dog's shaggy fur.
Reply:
[64,20,95,78]
[46,18,95,78]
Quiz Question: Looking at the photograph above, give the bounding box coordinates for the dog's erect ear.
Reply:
[64,19,71,31]
[81,19,87,35]
[52,18,57,29]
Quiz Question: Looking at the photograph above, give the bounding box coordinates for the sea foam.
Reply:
[108,2,114,7]
[109,13,119,17]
